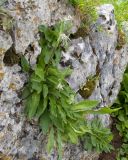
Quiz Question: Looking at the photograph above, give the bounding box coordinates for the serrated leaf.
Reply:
[28,92,40,119]
[21,56,30,72]
[47,127,54,153]
[43,84,48,98]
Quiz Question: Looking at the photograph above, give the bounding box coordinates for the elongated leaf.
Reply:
[22,85,31,99]
[28,92,40,119]
[72,100,99,112]
[57,105,67,124]
[39,109,51,134]
[47,76,58,85]
[21,56,30,72]
[43,84,48,98]
[47,67,60,76]
[24,94,32,114]
[123,74,128,92]
[47,127,54,153]
[36,97,48,119]
[43,47,53,64]
[54,49,61,66]
[38,52,45,68]
[49,97,57,117]
[86,107,120,114]
[50,115,64,132]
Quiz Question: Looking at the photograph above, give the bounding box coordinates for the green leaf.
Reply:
[47,127,54,153]
[118,113,125,122]
[28,92,40,119]
[31,74,42,83]
[47,76,58,85]
[43,47,53,64]
[43,84,48,98]
[49,97,57,117]
[21,56,30,72]
[36,97,48,119]
[38,25,47,33]
[24,94,32,114]
[50,115,64,132]
[123,73,128,92]
[31,81,43,93]
[72,100,99,112]
[57,105,67,124]
[35,66,44,80]
[62,68,73,78]
[22,85,31,99]
[68,128,78,144]
[38,52,45,68]
[87,107,121,114]
[39,109,51,134]
[54,49,61,66]
[47,67,60,76]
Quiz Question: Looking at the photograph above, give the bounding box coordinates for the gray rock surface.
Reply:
[0,1,128,160]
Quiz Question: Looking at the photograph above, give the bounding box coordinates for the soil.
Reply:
[98,118,122,160]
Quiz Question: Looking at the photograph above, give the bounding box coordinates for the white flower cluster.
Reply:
[56,82,64,90]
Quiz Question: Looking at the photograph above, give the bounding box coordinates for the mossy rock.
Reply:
[79,75,99,99]
[116,29,126,50]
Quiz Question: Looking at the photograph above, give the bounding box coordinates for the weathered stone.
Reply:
[0,1,128,160]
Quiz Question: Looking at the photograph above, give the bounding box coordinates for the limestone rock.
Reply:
[0,1,128,160]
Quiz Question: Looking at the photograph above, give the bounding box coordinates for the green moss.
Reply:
[116,29,126,50]
[79,75,99,99]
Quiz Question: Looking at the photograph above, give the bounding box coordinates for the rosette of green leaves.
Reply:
[22,21,118,159]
